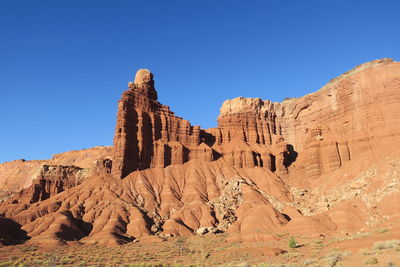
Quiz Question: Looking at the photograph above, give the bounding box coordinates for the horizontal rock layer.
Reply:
[276,58,400,178]
[112,70,290,179]
[1,59,400,246]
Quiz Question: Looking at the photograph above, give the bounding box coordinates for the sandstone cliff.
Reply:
[112,69,290,179]
[276,58,400,180]
[112,69,204,178]
[1,59,400,247]
[0,146,112,202]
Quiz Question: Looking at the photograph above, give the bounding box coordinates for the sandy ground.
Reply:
[0,224,399,267]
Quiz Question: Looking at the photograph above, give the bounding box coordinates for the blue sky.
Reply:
[1,0,399,163]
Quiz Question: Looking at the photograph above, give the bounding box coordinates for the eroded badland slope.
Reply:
[1,59,400,266]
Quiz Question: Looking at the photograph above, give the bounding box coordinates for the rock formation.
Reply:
[1,58,400,247]
[112,69,205,178]
[6,164,89,204]
[0,146,112,201]
[112,69,290,179]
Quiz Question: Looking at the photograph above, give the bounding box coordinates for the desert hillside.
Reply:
[1,59,400,266]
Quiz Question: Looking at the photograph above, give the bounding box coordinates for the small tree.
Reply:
[288,236,297,248]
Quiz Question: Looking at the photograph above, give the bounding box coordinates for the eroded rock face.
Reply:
[275,58,400,178]
[208,58,400,179]
[112,69,207,178]
[0,146,112,199]
[112,71,290,179]
[7,164,89,204]
[1,59,400,247]
[214,97,288,173]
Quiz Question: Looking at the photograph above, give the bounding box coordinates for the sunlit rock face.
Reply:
[112,69,204,179]
[113,69,291,179]
[274,58,400,178]
[1,59,400,247]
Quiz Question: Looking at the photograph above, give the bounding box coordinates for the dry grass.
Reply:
[372,240,400,250]
[0,234,400,266]
[365,257,378,265]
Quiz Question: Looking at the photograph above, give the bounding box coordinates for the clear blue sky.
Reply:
[1,0,399,163]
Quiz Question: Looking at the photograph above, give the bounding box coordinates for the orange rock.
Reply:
[1,59,400,247]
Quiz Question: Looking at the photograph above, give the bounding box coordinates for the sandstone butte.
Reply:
[1,58,400,249]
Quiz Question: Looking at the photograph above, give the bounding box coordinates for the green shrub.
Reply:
[376,228,388,234]
[288,236,297,248]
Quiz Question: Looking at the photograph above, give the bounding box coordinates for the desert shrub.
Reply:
[325,252,342,267]
[288,236,297,248]
[372,240,400,250]
[365,257,378,265]
[376,228,388,234]
[360,248,373,255]
[175,237,187,256]
[341,250,352,257]
[302,258,318,266]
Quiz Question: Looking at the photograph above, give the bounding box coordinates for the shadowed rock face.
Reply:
[1,59,400,247]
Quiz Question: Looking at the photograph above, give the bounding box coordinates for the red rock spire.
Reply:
[132,69,158,100]
[112,69,207,179]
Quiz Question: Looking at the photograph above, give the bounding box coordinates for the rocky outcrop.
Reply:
[211,58,400,179]
[7,164,89,204]
[1,59,400,247]
[275,58,400,178]
[112,71,290,179]
[0,146,112,198]
[112,69,211,178]
[212,99,290,173]
[0,160,293,246]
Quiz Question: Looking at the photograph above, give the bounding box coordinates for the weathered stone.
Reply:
[1,59,400,247]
